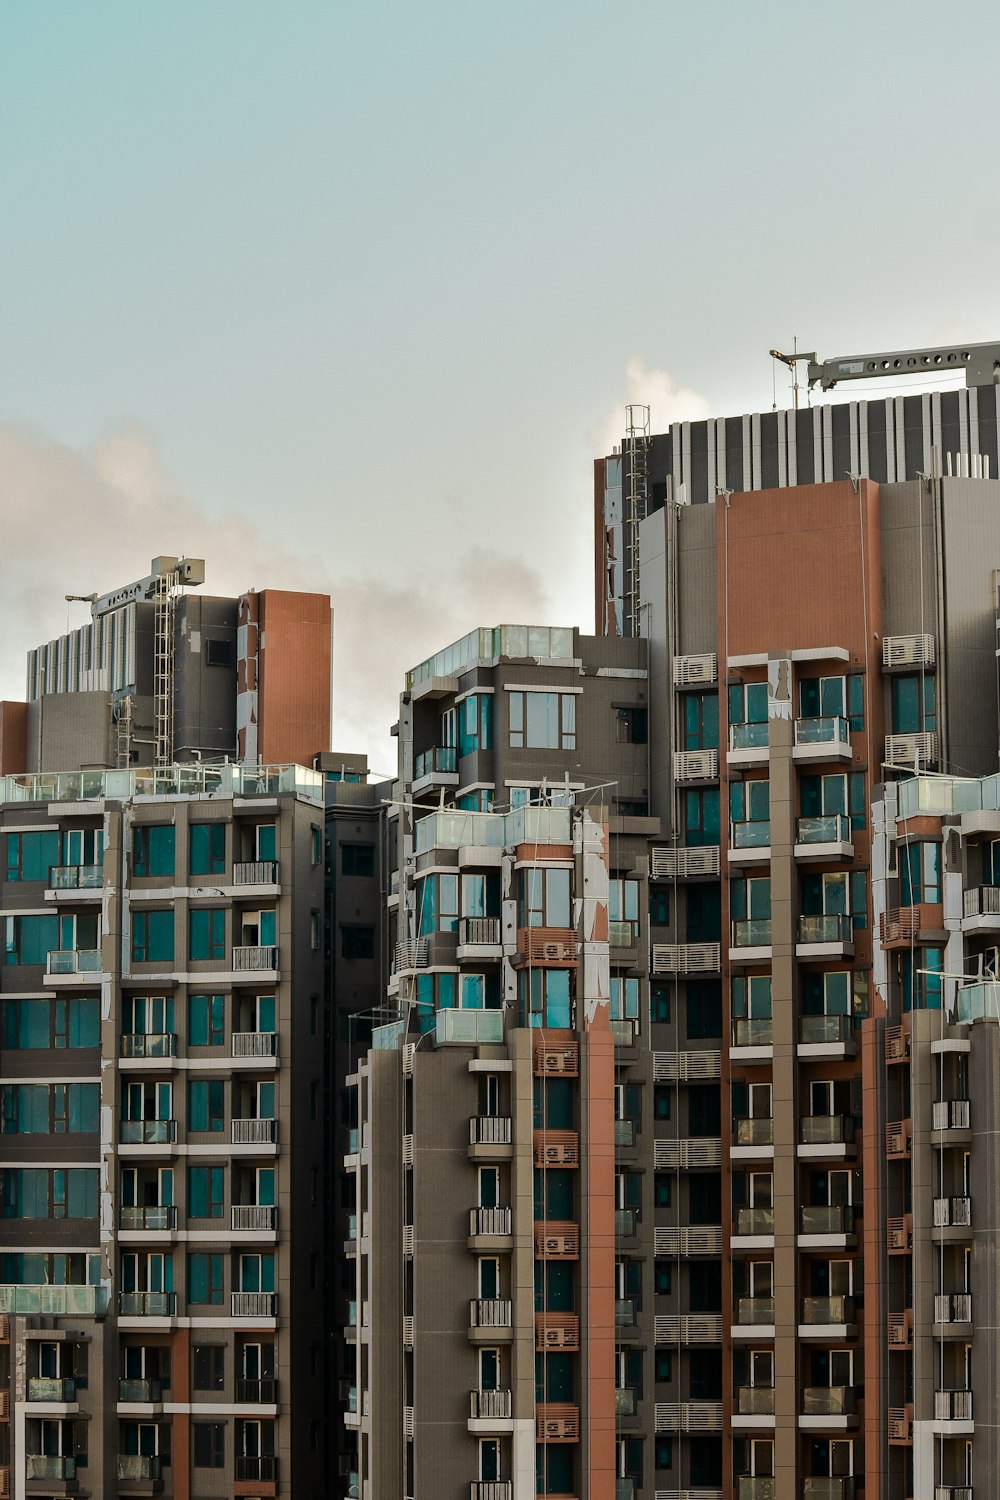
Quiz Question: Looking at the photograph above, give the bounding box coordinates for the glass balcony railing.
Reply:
[797,814,851,844]
[120,1120,176,1144]
[0,1283,107,1315]
[734,1208,774,1236]
[730,722,769,749]
[802,1385,856,1416]
[119,1291,177,1316]
[800,1204,855,1235]
[26,1456,76,1480]
[46,948,102,975]
[733,919,772,947]
[118,1456,163,1481]
[615,1298,636,1327]
[956,980,1000,1023]
[798,914,852,944]
[734,1118,774,1146]
[736,1385,775,1414]
[794,716,850,747]
[1,762,324,806]
[27,1376,75,1401]
[120,1032,177,1058]
[802,1295,856,1325]
[732,1018,773,1047]
[800,1014,853,1044]
[414,746,458,778]
[615,1386,636,1415]
[736,1296,775,1324]
[49,864,102,888]
[119,1378,162,1402]
[615,1208,636,1237]
[732,820,771,848]
[800,1115,855,1146]
[119,1205,176,1230]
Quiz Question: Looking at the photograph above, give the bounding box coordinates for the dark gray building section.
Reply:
[173,595,238,759]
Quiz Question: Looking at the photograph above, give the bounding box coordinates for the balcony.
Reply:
[536,1402,580,1440]
[470,1207,513,1243]
[651,942,721,974]
[797,914,853,956]
[801,1295,856,1329]
[735,1298,775,1326]
[615,1385,636,1416]
[793,716,851,762]
[731,919,772,959]
[737,1482,776,1500]
[469,1116,512,1155]
[0,1284,106,1316]
[734,1208,774,1238]
[119,1291,177,1316]
[119,1378,162,1402]
[469,1388,512,1419]
[120,1119,176,1145]
[26,1456,76,1480]
[413,745,459,791]
[45,947,102,976]
[885,731,939,769]
[799,1014,855,1054]
[615,1208,636,1237]
[534,1129,579,1167]
[957,979,1000,1022]
[232,1291,277,1317]
[614,1119,635,1147]
[799,1204,855,1243]
[615,1297,636,1327]
[232,945,278,972]
[674,749,720,782]
[121,1032,177,1059]
[232,1030,279,1057]
[235,1456,278,1483]
[934,1490,973,1500]
[234,859,279,885]
[885,1021,910,1061]
[729,820,771,866]
[233,1117,278,1145]
[736,1386,775,1415]
[801,1385,857,1423]
[470,1484,512,1500]
[801,1482,856,1500]
[732,1018,773,1055]
[933,1197,972,1236]
[733,1118,774,1158]
[49,863,103,889]
[437,1009,504,1046]
[535,1312,579,1350]
[795,814,853,860]
[933,1099,971,1134]
[117,1455,162,1480]
[728,721,769,768]
[934,1389,973,1422]
[674,651,718,686]
[934,1292,973,1327]
[470,1299,512,1330]
[26,1376,76,1402]
[799,1115,856,1157]
[119,1205,176,1230]
[534,1221,578,1258]
[236,1377,277,1403]
[654,1401,723,1432]
[458,916,501,952]
[394,936,428,972]
[232,1205,278,1231]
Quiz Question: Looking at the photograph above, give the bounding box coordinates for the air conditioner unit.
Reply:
[543,942,562,960]
[543,1052,564,1071]
[543,1326,570,1346]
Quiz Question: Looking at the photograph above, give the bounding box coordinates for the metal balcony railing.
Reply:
[236,1377,277,1403]
[934,1293,972,1323]
[650,844,721,879]
[963,885,1000,917]
[934,1196,972,1227]
[232,1117,277,1145]
[232,1205,277,1231]
[235,1456,278,1482]
[234,859,278,884]
[654,1226,722,1256]
[654,1401,723,1432]
[233,945,278,971]
[654,1138,722,1169]
[885,731,939,768]
[459,917,501,945]
[232,1291,277,1316]
[469,1207,512,1237]
[651,942,721,974]
[232,1031,279,1057]
[654,1314,722,1344]
[934,1390,973,1421]
[470,1388,512,1420]
[653,1049,721,1081]
[469,1299,512,1328]
[470,1116,512,1146]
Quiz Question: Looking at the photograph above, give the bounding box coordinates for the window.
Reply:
[654,1175,671,1207]
[188,1166,224,1219]
[900,841,942,905]
[891,674,936,734]
[4,830,59,882]
[610,976,639,1026]
[0,1083,98,1134]
[730,779,770,824]
[0,1168,98,1219]
[615,706,648,744]
[901,947,943,1011]
[189,824,225,876]
[193,1346,225,1391]
[189,909,225,962]
[462,873,500,918]
[534,1078,574,1130]
[204,638,232,667]
[123,994,173,1037]
[519,968,572,1029]
[189,994,224,1047]
[728,681,768,727]
[188,1080,224,1133]
[255,824,277,862]
[2,997,99,1049]
[686,981,721,1038]
[341,926,375,960]
[683,692,719,750]
[655,1350,672,1384]
[132,825,175,878]
[731,877,771,921]
[131,911,174,965]
[518,867,571,928]
[459,973,501,1009]
[688,1083,720,1135]
[457,789,494,812]
[238,1253,274,1292]
[3,914,59,966]
[340,844,375,878]
[609,878,640,939]
[683,787,720,846]
[459,694,493,756]
[417,873,459,935]
[188,1252,224,1305]
[193,1416,224,1464]
[508,690,576,750]
[649,888,669,927]
[655,1436,673,1469]
[802,971,852,1017]
[732,975,772,1020]
[799,673,864,729]
[655,1262,672,1295]
[311,826,322,865]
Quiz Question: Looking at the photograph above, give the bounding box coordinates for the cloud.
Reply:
[0,419,552,774]
[590,354,712,460]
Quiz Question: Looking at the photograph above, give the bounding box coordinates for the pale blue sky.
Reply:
[3,0,1000,760]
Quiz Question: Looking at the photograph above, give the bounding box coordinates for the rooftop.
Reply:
[0,762,324,808]
[407,624,575,689]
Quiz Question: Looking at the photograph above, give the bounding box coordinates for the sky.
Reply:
[2,0,1000,771]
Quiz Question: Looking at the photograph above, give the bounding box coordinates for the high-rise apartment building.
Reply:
[0,756,330,1498]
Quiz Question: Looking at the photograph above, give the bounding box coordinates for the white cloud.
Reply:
[0,420,552,775]
[590,354,712,460]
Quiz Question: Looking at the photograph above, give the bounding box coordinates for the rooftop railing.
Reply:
[0,762,324,807]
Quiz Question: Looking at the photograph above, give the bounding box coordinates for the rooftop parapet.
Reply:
[407,625,575,690]
[0,762,324,807]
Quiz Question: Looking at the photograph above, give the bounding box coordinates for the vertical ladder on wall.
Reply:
[115,695,134,769]
[153,569,179,767]
[624,404,650,638]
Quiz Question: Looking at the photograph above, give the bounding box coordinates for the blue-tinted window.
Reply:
[132,910,174,964]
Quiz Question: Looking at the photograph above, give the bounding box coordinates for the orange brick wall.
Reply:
[257,590,331,767]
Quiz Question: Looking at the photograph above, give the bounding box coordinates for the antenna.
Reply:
[769,340,818,412]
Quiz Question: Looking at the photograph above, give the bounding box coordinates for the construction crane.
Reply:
[807,339,1000,392]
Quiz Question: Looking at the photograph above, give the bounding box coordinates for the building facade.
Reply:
[0,761,328,1499]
